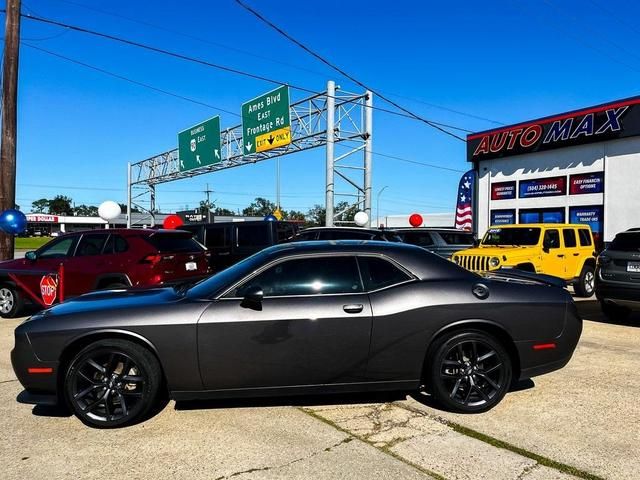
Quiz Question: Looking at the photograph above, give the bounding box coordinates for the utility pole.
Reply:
[204,183,213,222]
[0,0,21,260]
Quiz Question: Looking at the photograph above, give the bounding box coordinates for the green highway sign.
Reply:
[178,116,221,172]
[241,85,291,154]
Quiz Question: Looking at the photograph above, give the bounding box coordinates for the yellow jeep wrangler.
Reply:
[452,223,597,297]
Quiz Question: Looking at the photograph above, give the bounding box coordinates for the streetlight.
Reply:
[376,186,389,228]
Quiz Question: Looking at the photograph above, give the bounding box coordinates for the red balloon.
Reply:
[409,213,423,228]
[163,214,184,229]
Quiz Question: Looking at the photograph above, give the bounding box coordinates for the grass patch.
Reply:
[15,237,52,250]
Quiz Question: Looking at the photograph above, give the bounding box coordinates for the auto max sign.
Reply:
[467,97,640,161]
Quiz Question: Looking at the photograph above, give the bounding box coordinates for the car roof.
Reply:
[259,240,476,281]
[487,224,589,229]
[299,226,387,233]
[393,227,471,233]
[60,228,188,237]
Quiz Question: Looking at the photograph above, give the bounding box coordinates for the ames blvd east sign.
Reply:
[242,85,291,154]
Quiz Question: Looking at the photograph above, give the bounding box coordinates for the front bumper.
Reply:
[11,326,60,404]
[595,278,640,308]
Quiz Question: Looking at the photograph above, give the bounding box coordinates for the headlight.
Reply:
[489,256,500,268]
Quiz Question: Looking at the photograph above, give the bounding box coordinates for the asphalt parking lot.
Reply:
[1,300,638,480]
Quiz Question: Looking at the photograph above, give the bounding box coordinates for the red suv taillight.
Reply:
[140,254,163,265]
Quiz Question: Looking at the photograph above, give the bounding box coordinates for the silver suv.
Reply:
[595,229,640,319]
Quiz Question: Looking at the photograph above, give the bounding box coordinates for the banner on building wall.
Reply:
[455,170,476,231]
[519,176,566,198]
[467,96,640,161]
[569,205,604,244]
[569,172,604,195]
[490,209,515,225]
[491,181,517,200]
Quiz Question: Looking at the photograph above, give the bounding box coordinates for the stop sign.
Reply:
[40,275,58,306]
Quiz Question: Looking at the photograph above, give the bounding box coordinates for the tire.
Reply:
[427,330,512,413]
[601,301,631,321]
[0,285,23,318]
[64,339,162,428]
[574,264,595,298]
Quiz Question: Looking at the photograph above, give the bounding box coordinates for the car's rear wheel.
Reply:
[574,264,595,297]
[64,339,161,428]
[428,330,512,413]
[0,285,23,318]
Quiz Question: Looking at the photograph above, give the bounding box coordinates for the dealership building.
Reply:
[467,95,640,244]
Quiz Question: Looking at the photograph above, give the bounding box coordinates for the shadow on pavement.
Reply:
[576,300,640,327]
[175,390,407,412]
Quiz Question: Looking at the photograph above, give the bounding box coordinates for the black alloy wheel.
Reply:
[428,330,512,413]
[65,339,161,428]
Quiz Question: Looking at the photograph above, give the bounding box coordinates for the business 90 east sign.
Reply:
[242,85,291,154]
[178,116,221,172]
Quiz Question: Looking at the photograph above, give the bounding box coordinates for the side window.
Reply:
[562,229,577,248]
[401,232,434,246]
[75,234,108,257]
[578,229,592,247]
[543,230,560,250]
[234,256,363,297]
[205,226,230,249]
[276,224,295,243]
[296,231,318,241]
[38,236,77,259]
[104,235,129,254]
[357,256,412,291]
[237,225,270,247]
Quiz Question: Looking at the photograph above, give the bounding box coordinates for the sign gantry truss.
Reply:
[127,81,372,227]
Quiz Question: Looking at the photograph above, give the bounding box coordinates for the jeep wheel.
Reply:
[0,285,23,318]
[574,265,595,298]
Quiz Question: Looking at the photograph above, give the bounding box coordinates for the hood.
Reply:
[38,287,183,317]
[483,269,566,288]
[457,245,539,257]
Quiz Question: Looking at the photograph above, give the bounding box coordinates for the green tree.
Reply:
[48,195,73,215]
[74,204,99,217]
[286,210,306,221]
[213,207,236,216]
[305,204,325,226]
[243,197,277,217]
[31,198,49,213]
[119,203,140,214]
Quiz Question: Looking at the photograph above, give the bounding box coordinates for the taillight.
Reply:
[140,254,162,265]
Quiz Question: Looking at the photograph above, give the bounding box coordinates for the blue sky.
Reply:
[10,0,640,218]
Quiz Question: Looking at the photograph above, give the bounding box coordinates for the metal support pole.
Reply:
[325,80,335,227]
[377,185,388,228]
[149,185,156,227]
[364,91,373,228]
[126,162,132,228]
[276,158,280,210]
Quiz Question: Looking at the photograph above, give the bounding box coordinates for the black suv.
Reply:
[181,221,299,271]
[292,227,403,242]
[595,229,640,319]
[394,228,475,259]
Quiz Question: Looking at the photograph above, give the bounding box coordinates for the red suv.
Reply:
[0,229,210,318]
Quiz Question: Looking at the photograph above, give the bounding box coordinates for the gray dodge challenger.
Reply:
[11,241,582,428]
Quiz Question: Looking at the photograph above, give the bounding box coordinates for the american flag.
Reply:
[455,170,476,231]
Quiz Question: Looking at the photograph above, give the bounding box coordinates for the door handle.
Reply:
[573,253,580,256]
[557,254,565,258]
[343,304,363,314]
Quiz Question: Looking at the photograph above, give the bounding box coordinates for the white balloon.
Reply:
[98,201,122,221]
[354,211,369,227]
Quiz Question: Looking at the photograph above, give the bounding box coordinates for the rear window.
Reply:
[205,226,230,249]
[578,229,593,247]
[609,232,640,252]
[145,234,204,253]
[439,232,474,245]
[400,231,434,246]
[276,223,296,243]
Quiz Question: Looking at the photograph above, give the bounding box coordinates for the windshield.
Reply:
[482,227,541,246]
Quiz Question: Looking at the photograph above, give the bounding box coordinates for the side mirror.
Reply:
[25,251,37,261]
[542,246,550,254]
[241,285,264,310]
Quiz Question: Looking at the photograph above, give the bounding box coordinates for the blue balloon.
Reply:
[0,209,27,235]
[264,214,277,222]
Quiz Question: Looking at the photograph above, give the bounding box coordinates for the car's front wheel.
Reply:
[427,330,512,413]
[64,339,162,428]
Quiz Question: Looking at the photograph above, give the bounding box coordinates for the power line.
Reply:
[22,35,473,133]
[234,0,466,142]
[585,0,640,38]
[47,0,501,127]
